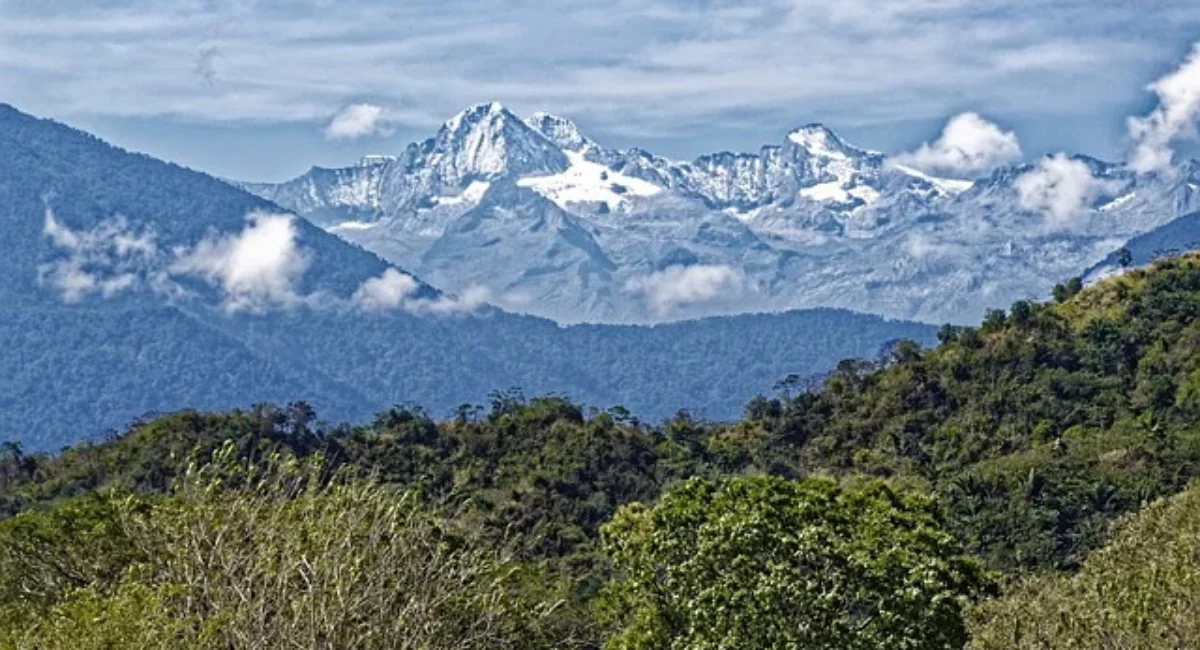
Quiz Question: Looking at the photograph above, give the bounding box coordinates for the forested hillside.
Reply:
[0,104,934,450]
[6,253,1200,647]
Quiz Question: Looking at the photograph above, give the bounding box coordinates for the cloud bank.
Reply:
[324,103,390,141]
[1128,43,1200,175]
[626,264,745,315]
[892,112,1022,177]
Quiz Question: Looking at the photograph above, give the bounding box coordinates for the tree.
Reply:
[601,476,993,650]
[1116,247,1134,269]
[1009,300,1033,325]
[1052,283,1069,303]
[937,323,960,345]
[982,309,1007,332]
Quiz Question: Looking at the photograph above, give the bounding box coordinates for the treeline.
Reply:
[7,254,1200,647]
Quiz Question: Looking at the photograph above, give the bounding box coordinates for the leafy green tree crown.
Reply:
[601,476,993,650]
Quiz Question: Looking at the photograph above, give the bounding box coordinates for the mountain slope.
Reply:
[1084,207,1200,280]
[247,105,1200,325]
[0,105,935,450]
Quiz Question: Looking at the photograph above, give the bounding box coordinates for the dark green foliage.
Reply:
[738,255,1200,572]
[601,476,992,650]
[1117,246,1134,269]
[970,481,1200,648]
[0,493,149,632]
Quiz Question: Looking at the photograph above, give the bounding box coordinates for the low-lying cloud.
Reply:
[172,212,310,312]
[903,232,969,262]
[1015,153,1104,228]
[324,103,390,141]
[353,267,420,310]
[352,267,492,315]
[38,209,159,302]
[1128,43,1200,175]
[625,264,745,315]
[892,112,1022,178]
[40,208,489,316]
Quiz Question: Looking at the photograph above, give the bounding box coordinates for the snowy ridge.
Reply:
[244,104,1200,326]
[517,150,661,212]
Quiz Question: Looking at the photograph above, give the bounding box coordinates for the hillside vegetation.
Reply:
[6,254,1200,647]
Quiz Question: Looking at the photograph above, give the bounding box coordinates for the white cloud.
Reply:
[38,208,159,302]
[352,268,491,315]
[903,233,968,261]
[1128,43,1200,175]
[419,285,492,315]
[171,212,310,312]
[891,112,1022,177]
[353,267,420,310]
[324,103,389,140]
[625,264,745,315]
[1014,153,1103,227]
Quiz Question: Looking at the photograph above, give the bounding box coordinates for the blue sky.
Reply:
[2,0,1199,181]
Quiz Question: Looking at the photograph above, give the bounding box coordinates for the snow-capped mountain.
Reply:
[245,103,1200,325]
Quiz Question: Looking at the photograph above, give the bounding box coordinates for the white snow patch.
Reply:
[848,184,881,205]
[332,220,379,231]
[800,182,851,203]
[891,163,975,195]
[722,206,763,223]
[432,181,492,207]
[1099,192,1137,212]
[517,150,661,211]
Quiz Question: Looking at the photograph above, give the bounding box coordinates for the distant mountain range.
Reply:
[0,104,935,450]
[245,103,1200,325]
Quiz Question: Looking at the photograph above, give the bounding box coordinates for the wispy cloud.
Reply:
[1128,43,1200,175]
[40,207,490,315]
[625,264,746,315]
[353,267,419,310]
[38,209,159,302]
[352,268,491,315]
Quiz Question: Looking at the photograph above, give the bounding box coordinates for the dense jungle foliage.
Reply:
[7,253,1200,647]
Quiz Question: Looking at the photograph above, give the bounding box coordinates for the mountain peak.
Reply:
[786,124,857,159]
[429,103,569,182]
[442,102,519,132]
[525,112,592,151]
